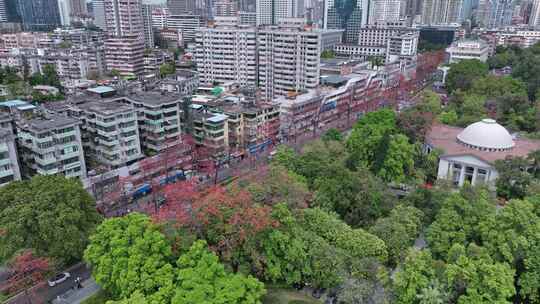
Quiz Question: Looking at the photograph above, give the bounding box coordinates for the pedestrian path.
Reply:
[52,279,100,304]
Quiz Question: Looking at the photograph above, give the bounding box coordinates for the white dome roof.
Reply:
[457,119,515,150]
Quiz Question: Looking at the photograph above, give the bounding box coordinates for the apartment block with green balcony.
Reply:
[15,115,87,179]
[192,105,229,157]
[70,101,143,169]
[122,92,184,155]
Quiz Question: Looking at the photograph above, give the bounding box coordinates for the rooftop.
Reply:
[0,100,28,108]
[20,115,80,132]
[76,101,133,116]
[87,86,116,95]
[126,91,183,106]
[427,123,540,163]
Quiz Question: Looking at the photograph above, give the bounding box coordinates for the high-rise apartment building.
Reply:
[240,0,256,11]
[167,0,196,14]
[421,0,463,25]
[167,14,202,42]
[213,0,238,17]
[142,4,155,48]
[93,0,106,29]
[151,7,170,29]
[14,0,62,31]
[256,0,304,25]
[324,0,367,43]
[70,0,87,16]
[258,21,322,101]
[195,19,258,87]
[481,0,514,28]
[0,114,21,187]
[369,0,402,25]
[0,0,7,22]
[104,0,145,76]
[58,0,72,26]
[530,0,540,28]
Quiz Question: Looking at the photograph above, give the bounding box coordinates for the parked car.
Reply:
[48,272,70,287]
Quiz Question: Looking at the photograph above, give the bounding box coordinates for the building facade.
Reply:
[14,0,62,31]
[122,92,184,154]
[167,14,202,43]
[421,0,463,25]
[446,39,490,63]
[256,0,304,25]
[16,116,87,179]
[142,4,156,48]
[0,114,21,187]
[71,100,143,168]
[369,0,402,25]
[194,22,258,87]
[426,120,540,188]
[324,0,366,43]
[104,0,145,76]
[258,23,322,101]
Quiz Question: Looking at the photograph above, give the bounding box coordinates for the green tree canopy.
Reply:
[445,243,516,304]
[0,175,101,265]
[494,156,533,200]
[470,75,527,99]
[347,109,416,182]
[172,240,266,304]
[446,59,489,93]
[313,166,394,228]
[160,63,176,77]
[393,249,441,304]
[370,205,424,265]
[300,208,388,263]
[84,213,175,300]
[426,188,496,260]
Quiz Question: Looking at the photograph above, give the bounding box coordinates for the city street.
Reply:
[6,263,90,304]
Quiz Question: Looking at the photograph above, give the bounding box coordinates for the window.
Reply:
[476,169,487,185]
[465,166,474,184]
[452,163,462,186]
[0,175,14,184]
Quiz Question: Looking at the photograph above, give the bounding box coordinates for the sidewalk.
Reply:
[51,278,100,304]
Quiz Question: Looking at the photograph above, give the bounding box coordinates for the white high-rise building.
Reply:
[421,0,463,25]
[104,0,146,76]
[142,4,155,48]
[151,7,170,29]
[530,0,540,28]
[258,20,322,101]
[167,14,202,42]
[70,0,88,16]
[194,18,258,87]
[369,0,402,25]
[58,0,72,26]
[213,0,239,16]
[93,0,106,30]
[256,0,304,25]
[0,0,8,22]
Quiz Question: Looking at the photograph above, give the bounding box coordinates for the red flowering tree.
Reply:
[1,250,51,295]
[153,181,276,265]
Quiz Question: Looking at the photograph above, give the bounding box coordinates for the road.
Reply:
[6,263,91,304]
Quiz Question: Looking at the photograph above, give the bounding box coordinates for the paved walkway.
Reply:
[51,278,100,304]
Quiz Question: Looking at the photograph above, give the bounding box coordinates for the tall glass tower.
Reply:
[15,0,61,31]
[324,0,367,44]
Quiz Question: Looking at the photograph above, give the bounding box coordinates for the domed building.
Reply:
[425,119,540,187]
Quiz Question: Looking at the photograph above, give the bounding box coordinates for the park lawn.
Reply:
[81,290,111,304]
[263,287,323,304]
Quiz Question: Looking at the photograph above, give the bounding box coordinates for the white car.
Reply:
[48,272,71,287]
